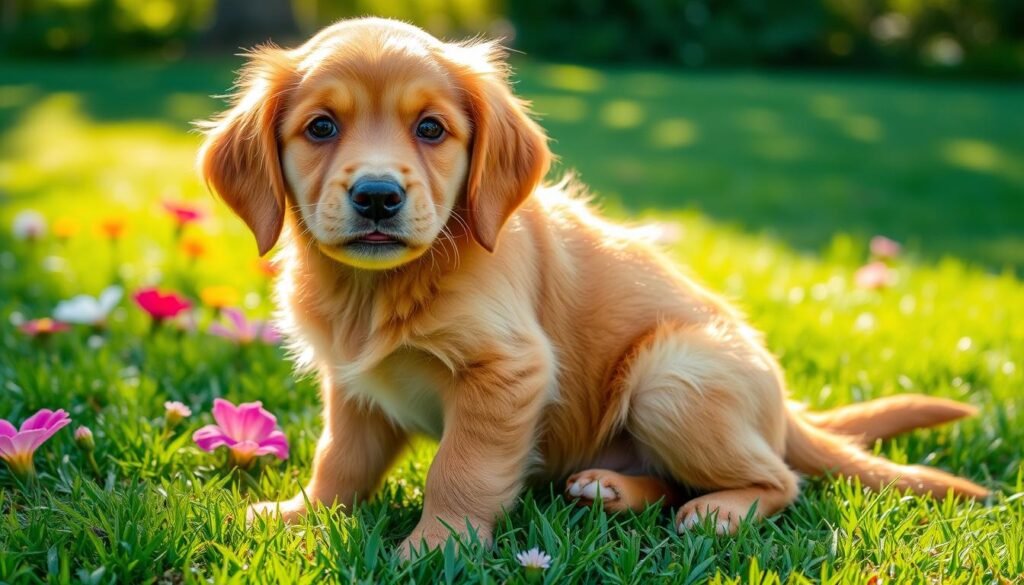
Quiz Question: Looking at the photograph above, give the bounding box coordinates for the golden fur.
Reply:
[199,18,989,555]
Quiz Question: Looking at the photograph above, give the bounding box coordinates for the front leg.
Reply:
[401,336,552,556]
[249,377,406,523]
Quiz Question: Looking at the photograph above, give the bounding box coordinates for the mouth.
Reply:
[351,231,404,246]
[317,230,420,270]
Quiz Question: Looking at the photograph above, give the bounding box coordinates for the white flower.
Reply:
[12,210,46,241]
[516,547,552,570]
[53,286,124,325]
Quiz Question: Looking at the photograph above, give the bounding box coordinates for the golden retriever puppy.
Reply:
[198,17,989,555]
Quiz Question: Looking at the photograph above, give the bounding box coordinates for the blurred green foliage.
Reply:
[0,0,212,58]
[508,0,1024,76]
[1,0,1022,76]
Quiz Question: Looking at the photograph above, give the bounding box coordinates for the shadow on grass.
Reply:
[2,58,1023,272]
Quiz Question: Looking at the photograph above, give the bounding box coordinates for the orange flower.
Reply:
[199,285,239,309]
[181,235,206,259]
[99,216,127,240]
[19,318,71,336]
[255,258,280,278]
[53,217,79,240]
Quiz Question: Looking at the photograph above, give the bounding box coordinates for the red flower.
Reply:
[163,201,204,226]
[133,287,192,321]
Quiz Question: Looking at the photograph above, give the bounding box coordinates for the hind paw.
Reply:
[566,469,676,512]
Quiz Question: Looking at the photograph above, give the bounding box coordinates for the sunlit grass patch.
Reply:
[0,59,1022,583]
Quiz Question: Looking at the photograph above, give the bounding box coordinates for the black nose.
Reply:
[349,178,406,221]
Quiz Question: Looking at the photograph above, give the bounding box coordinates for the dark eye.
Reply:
[306,116,338,141]
[415,117,445,142]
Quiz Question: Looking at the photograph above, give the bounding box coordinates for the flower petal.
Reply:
[207,322,236,340]
[21,409,69,433]
[0,420,16,438]
[192,425,236,452]
[20,409,56,431]
[223,308,247,333]
[0,435,15,458]
[54,296,101,324]
[98,286,124,313]
[260,324,282,345]
[235,402,277,442]
[21,417,70,451]
[211,398,242,440]
[254,431,289,460]
[12,428,52,454]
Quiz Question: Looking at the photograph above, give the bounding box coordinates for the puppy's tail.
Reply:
[784,409,989,500]
[800,394,978,446]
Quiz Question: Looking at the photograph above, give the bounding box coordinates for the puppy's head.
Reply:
[199,18,550,270]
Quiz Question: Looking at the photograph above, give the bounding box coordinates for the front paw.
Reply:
[398,518,493,560]
[246,496,310,525]
[398,528,448,560]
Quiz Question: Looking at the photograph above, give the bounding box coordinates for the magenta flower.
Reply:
[133,287,192,322]
[192,399,288,468]
[0,409,71,479]
[208,308,281,345]
[870,236,902,260]
[855,261,894,289]
[163,201,204,227]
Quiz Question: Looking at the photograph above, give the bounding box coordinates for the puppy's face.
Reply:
[199,19,551,269]
[280,49,471,270]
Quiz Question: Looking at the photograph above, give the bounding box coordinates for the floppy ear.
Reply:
[461,46,551,252]
[197,47,294,256]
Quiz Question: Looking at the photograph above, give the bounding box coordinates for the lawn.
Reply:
[0,58,1022,583]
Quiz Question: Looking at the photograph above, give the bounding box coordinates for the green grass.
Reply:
[1,58,1022,583]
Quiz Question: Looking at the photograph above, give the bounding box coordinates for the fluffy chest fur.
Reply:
[343,348,450,439]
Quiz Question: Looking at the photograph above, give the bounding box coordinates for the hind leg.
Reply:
[675,486,797,534]
[623,322,801,534]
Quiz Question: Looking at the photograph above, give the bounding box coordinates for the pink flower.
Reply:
[19,318,71,337]
[164,401,192,428]
[163,201,204,227]
[208,308,281,345]
[0,409,71,479]
[870,236,902,260]
[133,287,192,321]
[192,399,289,468]
[74,426,95,451]
[855,261,894,289]
[12,210,46,241]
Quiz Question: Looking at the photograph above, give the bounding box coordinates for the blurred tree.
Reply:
[0,0,1020,76]
[0,0,208,58]
[505,0,1024,76]
[200,0,301,49]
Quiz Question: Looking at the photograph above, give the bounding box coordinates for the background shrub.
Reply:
[0,0,1021,76]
